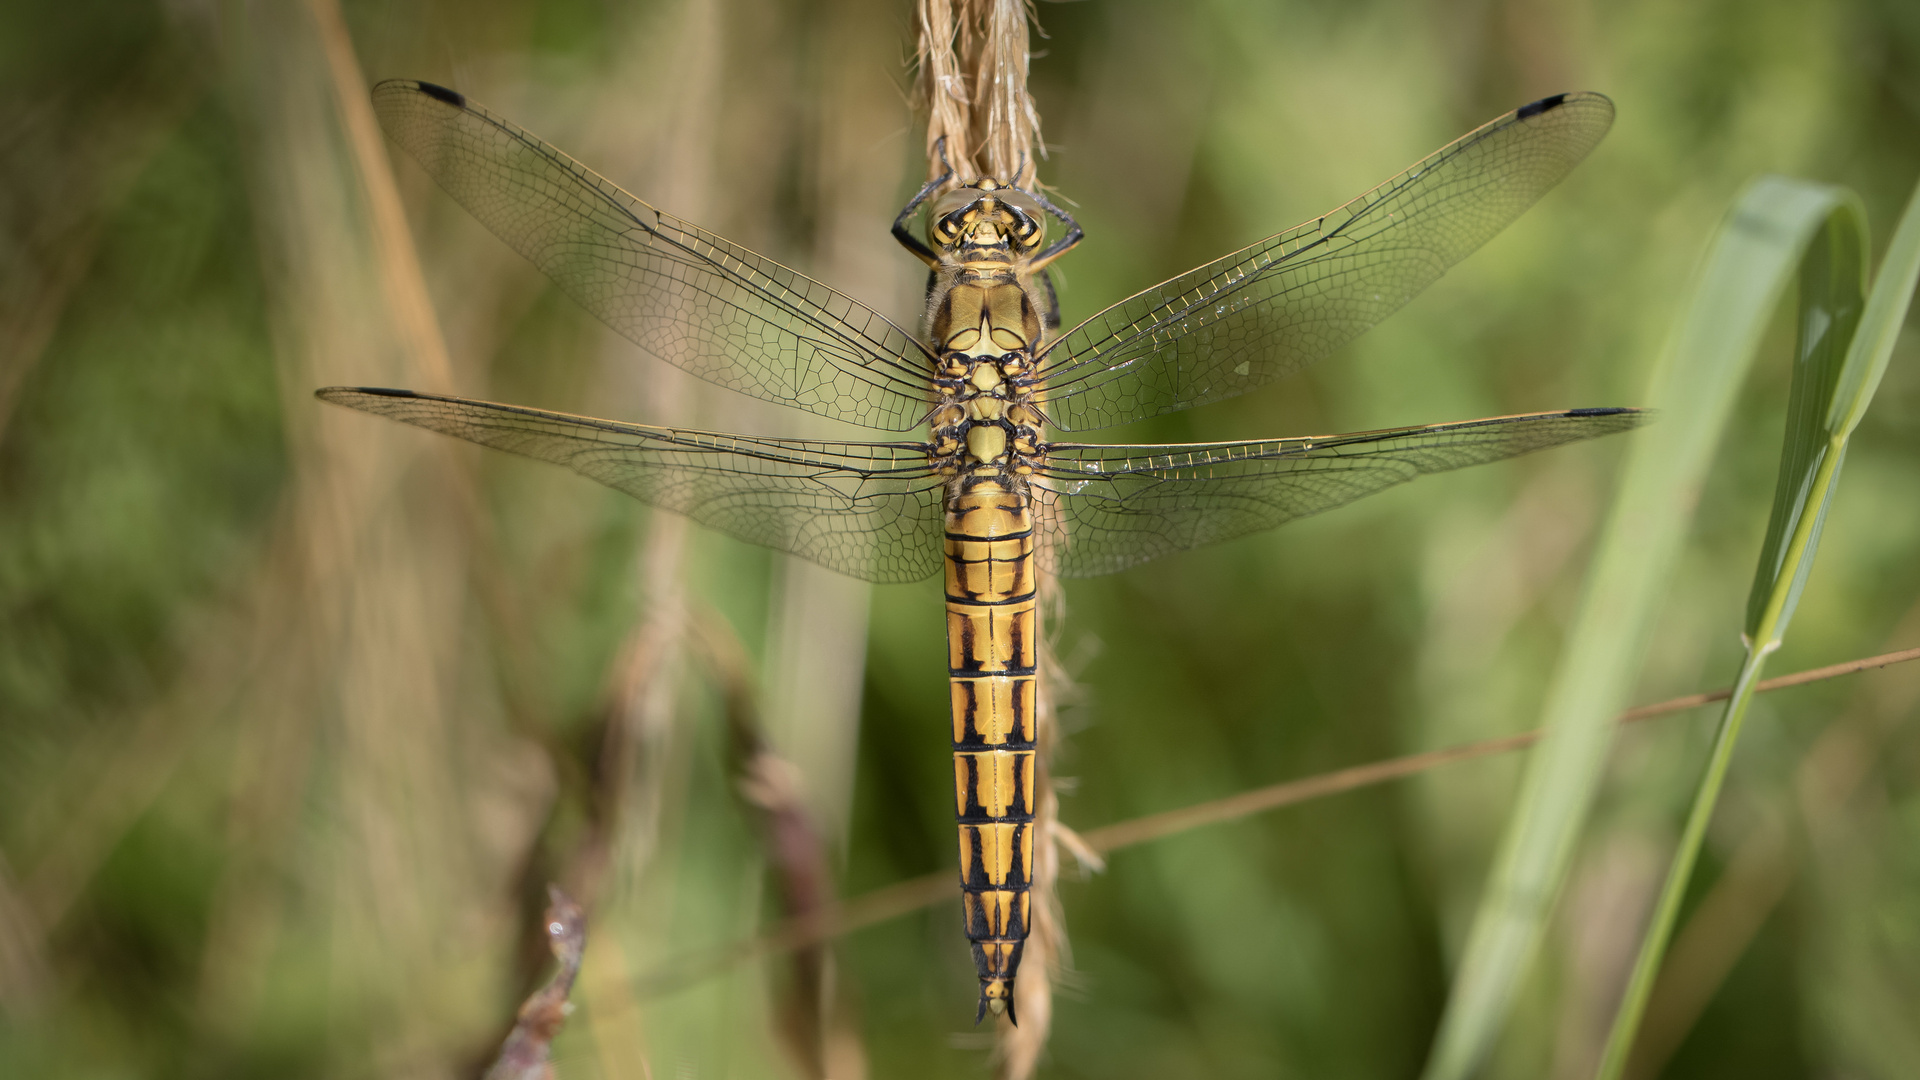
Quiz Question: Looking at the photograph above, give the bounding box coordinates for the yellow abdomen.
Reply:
[944,474,1038,1020]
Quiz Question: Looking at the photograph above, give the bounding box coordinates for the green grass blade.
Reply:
[1596,173,1920,1080]
[1419,176,1859,1080]
[1741,204,1866,636]
[1828,175,1920,439]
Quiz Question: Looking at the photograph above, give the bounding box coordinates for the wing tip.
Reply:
[314,385,422,402]
[1516,93,1570,120]
[370,78,466,109]
[411,80,467,108]
[1514,89,1615,123]
[1561,405,1654,434]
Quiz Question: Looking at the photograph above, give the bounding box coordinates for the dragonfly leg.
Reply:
[1024,188,1083,273]
[1036,268,1062,334]
[893,136,955,268]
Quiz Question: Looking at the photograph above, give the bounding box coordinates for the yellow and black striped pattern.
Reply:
[920,189,1054,1023]
[944,472,1038,1021]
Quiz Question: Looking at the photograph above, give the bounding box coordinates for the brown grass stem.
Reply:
[630,643,1920,996]
[1081,644,1920,855]
[1621,613,1920,1078]
[917,0,1043,187]
[305,0,456,392]
[483,886,588,1080]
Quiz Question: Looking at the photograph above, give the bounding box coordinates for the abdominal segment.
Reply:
[944,473,1039,1022]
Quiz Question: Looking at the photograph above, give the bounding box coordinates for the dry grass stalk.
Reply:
[484,886,588,1080]
[628,641,1920,995]
[917,0,1044,187]
[993,574,1077,1077]
[561,605,682,916]
[694,613,866,1080]
[519,477,691,1076]
[184,3,532,1068]
[306,0,455,391]
[526,614,679,1080]
[920,0,1064,1070]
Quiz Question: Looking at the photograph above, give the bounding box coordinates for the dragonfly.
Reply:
[319,80,1641,1023]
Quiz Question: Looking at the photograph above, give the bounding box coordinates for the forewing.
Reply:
[317,388,946,583]
[1038,93,1615,431]
[372,80,935,431]
[1034,407,1645,577]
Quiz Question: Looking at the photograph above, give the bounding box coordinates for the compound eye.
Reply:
[998,188,1041,215]
[929,209,968,246]
[932,187,985,218]
[997,192,1045,248]
[1005,206,1031,231]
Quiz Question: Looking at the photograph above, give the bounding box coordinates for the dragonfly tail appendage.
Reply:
[945,474,1039,1026]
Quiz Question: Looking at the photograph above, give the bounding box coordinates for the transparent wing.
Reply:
[1037,93,1615,431]
[1033,407,1646,577]
[372,80,936,431]
[316,387,947,583]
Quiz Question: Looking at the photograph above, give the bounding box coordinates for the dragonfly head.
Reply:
[930,180,1046,263]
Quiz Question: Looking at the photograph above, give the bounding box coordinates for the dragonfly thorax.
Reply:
[930,351,1043,477]
[932,273,1042,356]
[928,264,1047,480]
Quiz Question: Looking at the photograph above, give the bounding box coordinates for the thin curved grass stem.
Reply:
[627,643,1920,997]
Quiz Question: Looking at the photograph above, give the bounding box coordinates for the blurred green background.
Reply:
[4,0,1920,1077]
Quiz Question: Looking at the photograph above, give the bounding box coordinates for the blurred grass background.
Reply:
[3,0,1920,1078]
